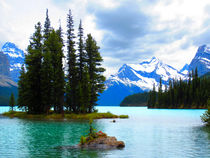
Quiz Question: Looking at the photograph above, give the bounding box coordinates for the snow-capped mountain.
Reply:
[98,57,186,106]
[1,42,25,82]
[188,45,210,76]
[180,64,189,75]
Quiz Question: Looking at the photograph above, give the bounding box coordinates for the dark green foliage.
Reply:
[66,9,79,113]
[77,20,86,81]
[43,9,51,40]
[9,93,15,111]
[46,29,65,113]
[25,22,43,114]
[85,34,106,112]
[200,72,210,79]
[18,65,28,110]
[41,9,53,113]
[201,99,210,126]
[148,69,210,109]
[81,66,91,113]
[17,10,105,114]
[120,92,149,106]
[40,48,53,113]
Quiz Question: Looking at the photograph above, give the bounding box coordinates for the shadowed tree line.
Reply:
[17,9,105,114]
[148,68,210,109]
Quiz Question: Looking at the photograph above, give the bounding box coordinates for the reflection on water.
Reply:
[0,106,210,158]
[20,120,105,157]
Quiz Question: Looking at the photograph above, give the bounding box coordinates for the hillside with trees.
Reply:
[18,9,105,114]
[120,92,149,106]
[148,69,210,109]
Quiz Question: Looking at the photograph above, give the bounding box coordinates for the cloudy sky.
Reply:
[0,0,210,77]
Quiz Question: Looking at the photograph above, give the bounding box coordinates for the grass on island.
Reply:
[2,111,129,120]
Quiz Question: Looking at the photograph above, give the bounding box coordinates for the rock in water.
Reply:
[79,136,125,149]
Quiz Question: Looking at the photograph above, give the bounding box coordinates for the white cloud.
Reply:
[0,0,210,76]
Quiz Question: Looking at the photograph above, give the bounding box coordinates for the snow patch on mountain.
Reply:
[1,42,25,82]
[98,57,187,106]
[189,44,210,76]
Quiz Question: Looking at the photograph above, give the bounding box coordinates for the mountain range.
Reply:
[0,50,18,105]
[98,57,187,106]
[0,42,209,106]
[98,45,210,106]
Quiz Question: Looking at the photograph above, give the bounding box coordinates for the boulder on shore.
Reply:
[79,135,125,149]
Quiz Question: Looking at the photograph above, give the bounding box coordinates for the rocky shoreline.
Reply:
[56,135,125,150]
[79,135,125,149]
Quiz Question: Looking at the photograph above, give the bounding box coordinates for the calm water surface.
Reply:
[0,106,210,158]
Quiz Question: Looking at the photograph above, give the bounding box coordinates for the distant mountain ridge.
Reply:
[98,57,187,106]
[0,75,18,105]
[180,64,189,75]
[1,42,25,82]
[0,42,20,105]
[188,45,210,76]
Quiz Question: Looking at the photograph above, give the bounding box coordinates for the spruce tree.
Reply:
[158,78,163,107]
[149,83,156,108]
[9,93,15,111]
[81,66,91,113]
[41,8,53,113]
[43,9,51,40]
[40,49,53,113]
[66,9,78,112]
[56,22,64,45]
[85,34,106,112]
[18,65,28,111]
[77,20,86,81]
[47,30,65,113]
[25,22,43,114]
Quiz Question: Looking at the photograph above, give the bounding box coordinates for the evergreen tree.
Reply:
[56,20,64,45]
[25,22,43,114]
[40,50,53,113]
[43,9,51,40]
[9,93,15,111]
[77,20,86,81]
[18,65,28,111]
[81,66,91,113]
[201,99,210,126]
[47,30,65,113]
[151,83,156,107]
[85,34,106,112]
[66,9,78,112]
[158,78,163,107]
[147,69,210,109]
[41,8,53,113]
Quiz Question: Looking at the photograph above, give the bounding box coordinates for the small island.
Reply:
[79,119,125,149]
[79,132,125,149]
[56,119,125,150]
[2,111,128,120]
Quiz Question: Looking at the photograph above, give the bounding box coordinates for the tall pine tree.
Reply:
[43,9,51,40]
[66,9,78,112]
[25,22,43,114]
[77,20,86,81]
[85,34,106,112]
[41,9,53,113]
[47,30,65,113]
[18,65,28,111]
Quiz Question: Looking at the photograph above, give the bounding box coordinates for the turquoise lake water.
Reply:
[0,106,210,158]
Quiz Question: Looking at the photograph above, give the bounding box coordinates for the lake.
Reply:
[0,106,210,158]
